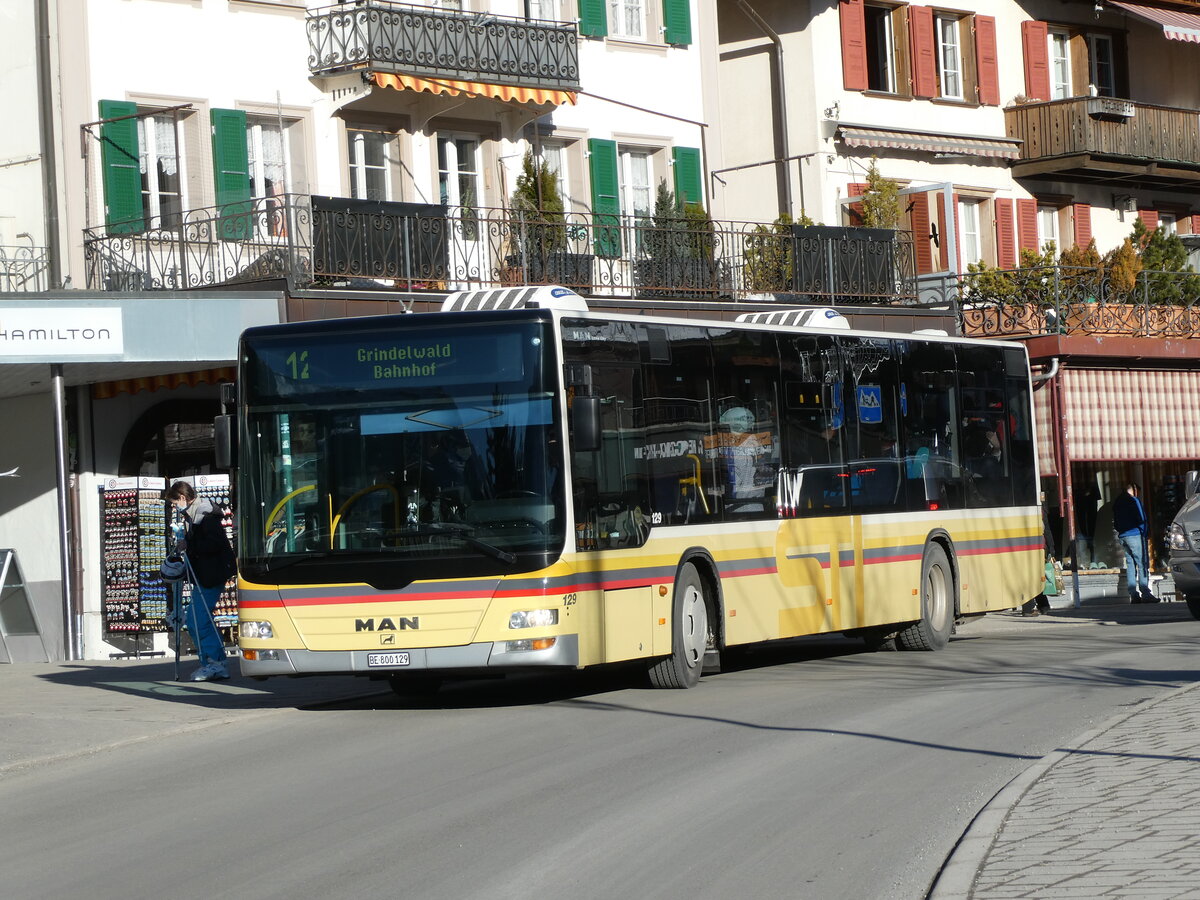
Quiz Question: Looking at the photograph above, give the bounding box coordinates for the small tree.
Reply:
[860,159,902,230]
[509,152,566,271]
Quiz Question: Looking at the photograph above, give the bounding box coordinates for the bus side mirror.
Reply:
[571,396,601,452]
[214,415,236,470]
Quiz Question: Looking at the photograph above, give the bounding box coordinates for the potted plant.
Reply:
[635,180,719,298]
[506,152,592,288]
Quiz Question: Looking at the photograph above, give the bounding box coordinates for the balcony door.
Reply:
[438,133,484,285]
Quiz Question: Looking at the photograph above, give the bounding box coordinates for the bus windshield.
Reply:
[238,318,564,584]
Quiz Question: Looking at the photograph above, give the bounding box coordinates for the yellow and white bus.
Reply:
[231,287,1043,691]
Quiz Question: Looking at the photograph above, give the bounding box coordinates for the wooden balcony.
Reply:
[307,1,580,93]
[1005,97,1200,189]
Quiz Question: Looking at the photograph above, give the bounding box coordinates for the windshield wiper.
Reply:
[424,522,517,565]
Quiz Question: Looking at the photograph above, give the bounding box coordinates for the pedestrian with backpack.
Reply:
[166,481,237,681]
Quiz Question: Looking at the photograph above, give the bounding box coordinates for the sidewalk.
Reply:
[933,602,1200,899]
[0,655,387,775]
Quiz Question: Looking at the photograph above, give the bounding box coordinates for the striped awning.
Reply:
[838,125,1021,159]
[1110,2,1200,43]
[1033,383,1057,477]
[371,73,577,106]
[1062,368,1200,461]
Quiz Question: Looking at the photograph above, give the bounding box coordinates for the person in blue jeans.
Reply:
[1112,482,1156,604]
[167,481,237,680]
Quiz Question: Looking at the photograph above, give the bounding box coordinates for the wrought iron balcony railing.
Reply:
[82,194,918,304]
[0,245,49,293]
[308,1,580,92]
[921,265,1200,339]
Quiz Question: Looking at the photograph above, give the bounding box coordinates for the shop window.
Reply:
[119,400,222,478]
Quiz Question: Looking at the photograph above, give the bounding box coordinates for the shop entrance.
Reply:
[118,399,222,478]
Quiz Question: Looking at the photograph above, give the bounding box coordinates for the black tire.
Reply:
[1186,594,1200,622]
[387,674,443,697]
[858,626,896,651]
[895,543,955,651]
[649,562,710,689]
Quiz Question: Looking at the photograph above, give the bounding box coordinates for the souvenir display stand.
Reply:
[98,474,237,655]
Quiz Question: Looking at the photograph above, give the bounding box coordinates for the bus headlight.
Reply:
[1168,522,1191,552]
[240,621,275,640]
[509,609,558,629]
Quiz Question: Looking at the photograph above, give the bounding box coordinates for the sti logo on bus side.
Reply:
[355,617,420,631]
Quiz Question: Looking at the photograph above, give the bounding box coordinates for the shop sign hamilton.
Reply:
[0,308,123,356]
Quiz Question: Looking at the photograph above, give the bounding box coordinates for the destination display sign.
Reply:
[246,324,540,401]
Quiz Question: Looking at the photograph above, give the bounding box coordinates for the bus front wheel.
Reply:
[895,543,954,651]
[649,562,709,689]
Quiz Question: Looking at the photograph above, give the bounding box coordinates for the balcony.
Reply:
[0,244,49,292]
[81,194,917,305]
[922,266,1200,339]
[1005,97,1200,188]
[307,1,580,93]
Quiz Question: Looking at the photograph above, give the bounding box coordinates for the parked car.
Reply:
[1167,470,1200,621]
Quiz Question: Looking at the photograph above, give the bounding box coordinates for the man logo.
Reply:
[355,617,420,632]
[380,634,396,645]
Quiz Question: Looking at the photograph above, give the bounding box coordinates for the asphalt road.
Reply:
[4,606,1199,900]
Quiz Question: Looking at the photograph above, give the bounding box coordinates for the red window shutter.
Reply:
[840,0,869,92]
[909,7,938,99]
[1138,209,1159,231]
[994,198,1016,268]
[1016,198,1038,252]
[1072,203,1092,249]
[1183,215,1200,235]
[846,181,869,227]
[1021,21,1050,101]
[975,15,1000,105]
[909,191,934,274]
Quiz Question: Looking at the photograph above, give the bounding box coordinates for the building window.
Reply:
[618,147,652,220]
[137,113,187,229]
[438,134,482,240]
[609,0,644,40]
[864,4,897,93]
[247,118,292,203]
[539,141,571,208]
[529,0,562,19]
[1037,204,1060,252]
[1160,212,1177,235]
[347,129,392,202]
[1049,30,1071,100]
[959,198,982,265]
[1088,34,1116,97]
[936,14,963,101]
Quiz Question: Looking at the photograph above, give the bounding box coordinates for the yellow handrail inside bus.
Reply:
[679,454,710,515]
[264,484,316,538]
[331,483,403,539]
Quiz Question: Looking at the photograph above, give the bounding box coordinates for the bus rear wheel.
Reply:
[895,543,954,651]
[649,562,709,689]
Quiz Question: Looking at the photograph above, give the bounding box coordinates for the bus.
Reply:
[227,286,1043,691]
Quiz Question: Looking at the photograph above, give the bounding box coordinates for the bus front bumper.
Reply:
[239,633,579,678]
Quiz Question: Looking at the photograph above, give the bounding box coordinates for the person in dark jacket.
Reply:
[167,481,236,680]
[1112,482,1155,604]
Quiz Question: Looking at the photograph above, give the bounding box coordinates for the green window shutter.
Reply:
[672,146,702,207]
[210,108,252,241]
[588,138,621,258]
[99,99,144,235]
[662,0,692,45]
[578,0,608,37]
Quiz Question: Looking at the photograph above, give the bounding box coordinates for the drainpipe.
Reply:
[35,0,61,288]
[1031,356,1059,383]
[734,0,792,218]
